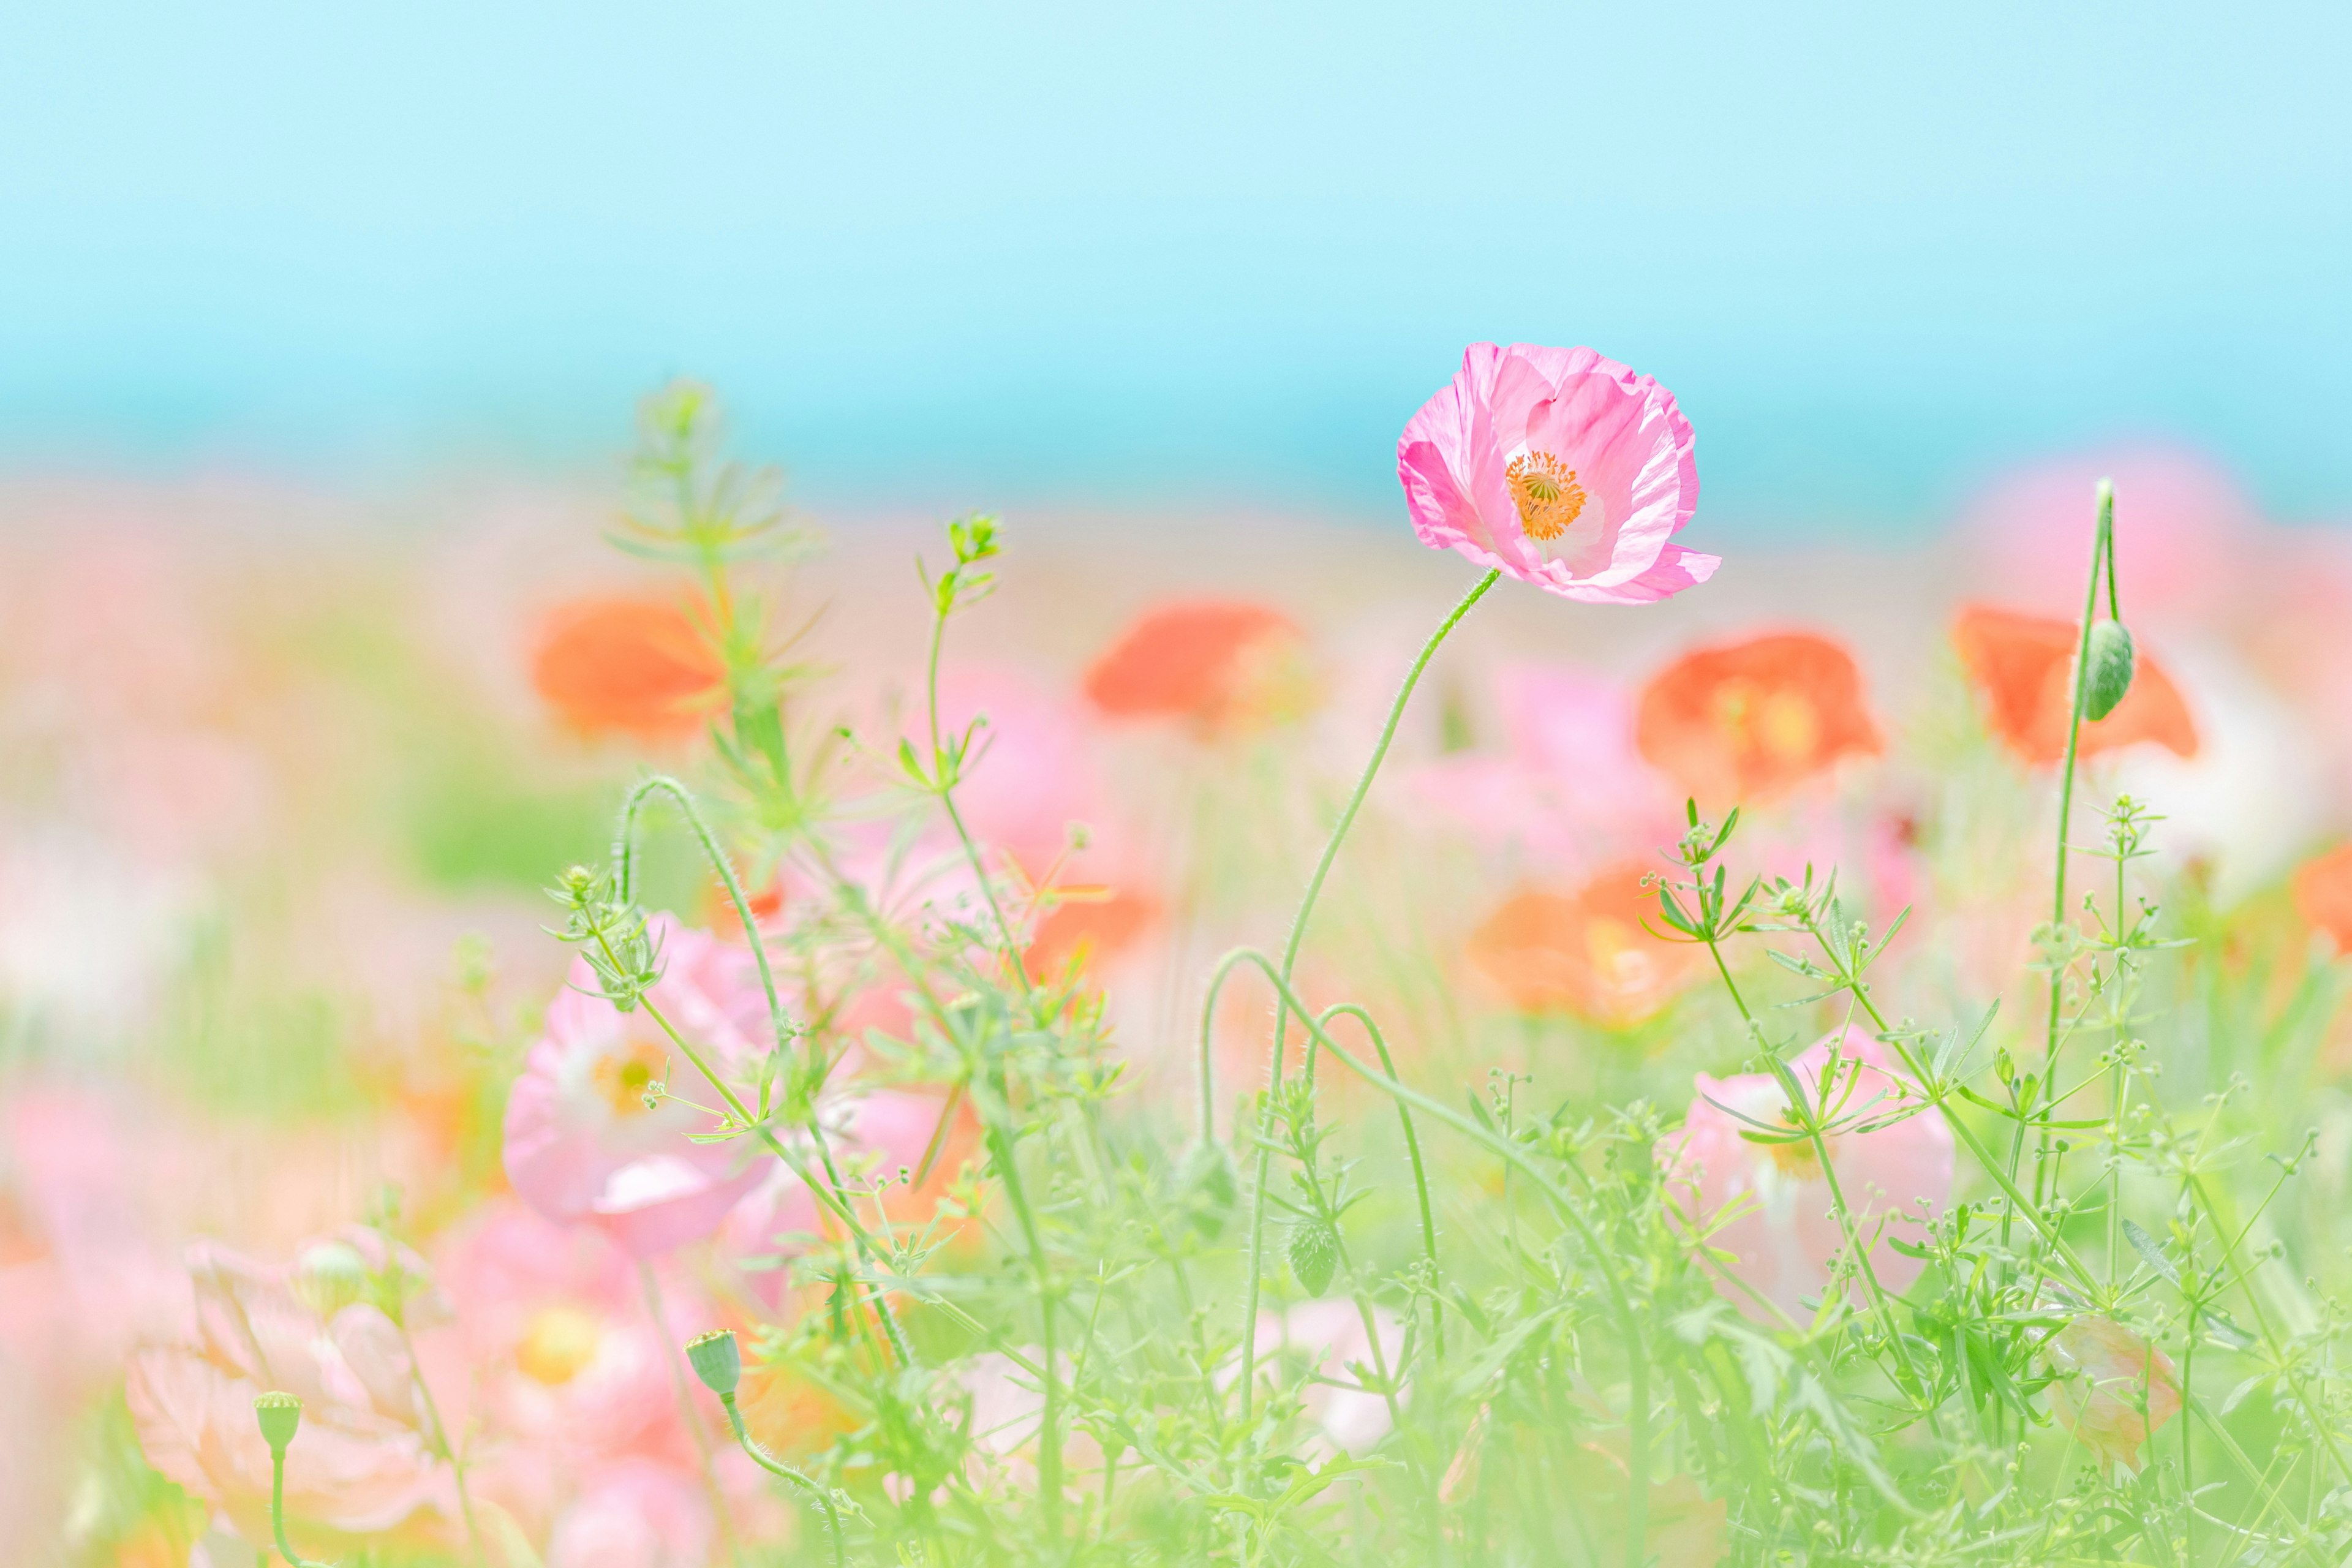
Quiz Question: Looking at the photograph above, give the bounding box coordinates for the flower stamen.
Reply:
[1506,451,1587,541]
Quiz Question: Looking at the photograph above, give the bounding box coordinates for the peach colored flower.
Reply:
[2294,843,2352,951]
[1466,865,1700,1028]
[1398,342,1715,603]
[1082,600,1312,732]
[1027,889,1156,980]
[124,1233,461,1556]
[530,596,725,741]
[503,916,769,1258]
[434,1200,683,1474]
[1951,605,2198,765]
[1635,631,1882,805]
[544,1458,714,1568]
[1659,1028,1952,1324]
[2042,1314,2181,1473]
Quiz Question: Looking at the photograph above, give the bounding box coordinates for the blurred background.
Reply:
[4,4,2351,1562]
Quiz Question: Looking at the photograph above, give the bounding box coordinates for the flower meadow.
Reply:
[6,350,2352,1567]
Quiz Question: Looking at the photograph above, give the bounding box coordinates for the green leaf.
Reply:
[2120,1218,2178,1287]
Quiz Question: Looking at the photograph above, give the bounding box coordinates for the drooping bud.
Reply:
[685,1329,742,1396]
[2081,619,2136,722]
[1287,1219,1340,1297]
[254,1390,303,1453]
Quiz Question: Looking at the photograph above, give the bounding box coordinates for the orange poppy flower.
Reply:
[1951,605,2197,765]
[530,595,725,740]
[1027,888,1156,979]
[1466,863,1699,1027]
[1082,600,1310,732]
[2294,844,2352,951]
[1635,632,1881,805]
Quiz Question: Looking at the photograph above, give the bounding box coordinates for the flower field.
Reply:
[6,353,2352,1566]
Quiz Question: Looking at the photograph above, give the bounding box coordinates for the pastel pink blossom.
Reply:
[1398,343,1716,603]
[1660,1028,1953,1325]
[544,1458,714,1568]
[503,915,769,1257]
[2043,1314,2182,1474]
[124,1232,462,1556]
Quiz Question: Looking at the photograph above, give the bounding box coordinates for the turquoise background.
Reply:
[4,2,2345,529]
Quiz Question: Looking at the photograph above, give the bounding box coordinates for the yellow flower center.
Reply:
[516,1305,603,1386]
[1710,681,1822,763]
[1506,451,1586,541]
[592,1039,667,1115]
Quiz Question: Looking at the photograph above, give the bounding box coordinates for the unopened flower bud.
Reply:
[295,1240,370,1317]
[685,1329,741,1396]
[1287,1219,1340,1297]
[2080,619,2135,722]
[254,1390,303,1452]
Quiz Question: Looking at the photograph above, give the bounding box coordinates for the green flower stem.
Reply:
[2019,480,2113,1239]
[640,1263,744,1562]
[1208,943,1654,1568]
[1237,567,1498,1429]
[265,1445,331,1568]
[924,575,1033,998]
[1314,1003,1444,1360]
[717,1392,847,1568]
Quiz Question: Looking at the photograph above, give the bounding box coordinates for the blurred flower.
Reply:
[2294,843,2352,951]
[1408,665,1674,874]
[1082,601,1312,733]
[125,1234,460,1555]
[1396,342,1714,603]
[1027,889,1156,979]
[1951,605,2197,765]
[435,1202,682,1478]
[1466,865,1698,1028]
[530,597,725,741]
[544,1458,713,1568]
[1635,632,1881,805]
[1659,1028,1952,1324]
[1254,1300,1406,1456]
[503,916,768,1258]
[2041,1314,2181,1474]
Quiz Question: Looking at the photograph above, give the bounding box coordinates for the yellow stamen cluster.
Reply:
[1506,451,1587,541]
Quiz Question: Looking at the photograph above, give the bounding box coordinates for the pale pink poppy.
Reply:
[2042,1314,2182,1474]
[503,915,772,1258]
[544,1458,715,1568]
[1660,1028,1952,1324]
[124,1233,462,1556]
[1398,343,1716,603]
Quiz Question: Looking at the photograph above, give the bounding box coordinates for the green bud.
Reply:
[685,1329,741,1396]
[2081,618,2135,721]
[254,1390,303,1452]
[295,1240,370,1317]
[1287,1219,1340,1297]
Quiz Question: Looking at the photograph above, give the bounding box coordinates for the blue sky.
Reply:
[3,1,2346,531]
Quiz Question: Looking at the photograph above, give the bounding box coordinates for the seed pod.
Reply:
[1287,1219,1340,1297]
[685,1329,742,1396]
[254,1391,303,1453]
[2081,619,2135,721]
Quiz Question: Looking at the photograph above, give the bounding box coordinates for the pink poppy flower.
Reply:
[503,916,771,1258]
[434,1200,685,1474]
[1398,343,1716,603]
[545,1458,715,1568]
[2041,1314,2182,1473]
[124,1233,462,1556]
[1659,1028,1952,1324]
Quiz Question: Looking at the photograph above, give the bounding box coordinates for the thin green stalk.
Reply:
[641,1263,744,1563]
[2019,480,2113,1240]
[924,582,1034,998]
[1317,1003,1444,1360]
[718,1392,846,1568]
[266,1447,330,1568]
[1237,568,1498,1428]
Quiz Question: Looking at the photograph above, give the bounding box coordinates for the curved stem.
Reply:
[266,1447,332,1568]
[718,1392,847,1568]
[1210,943,1652,1567]
[1316,1003,1444,1360]
[1238,568,1497,1427]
